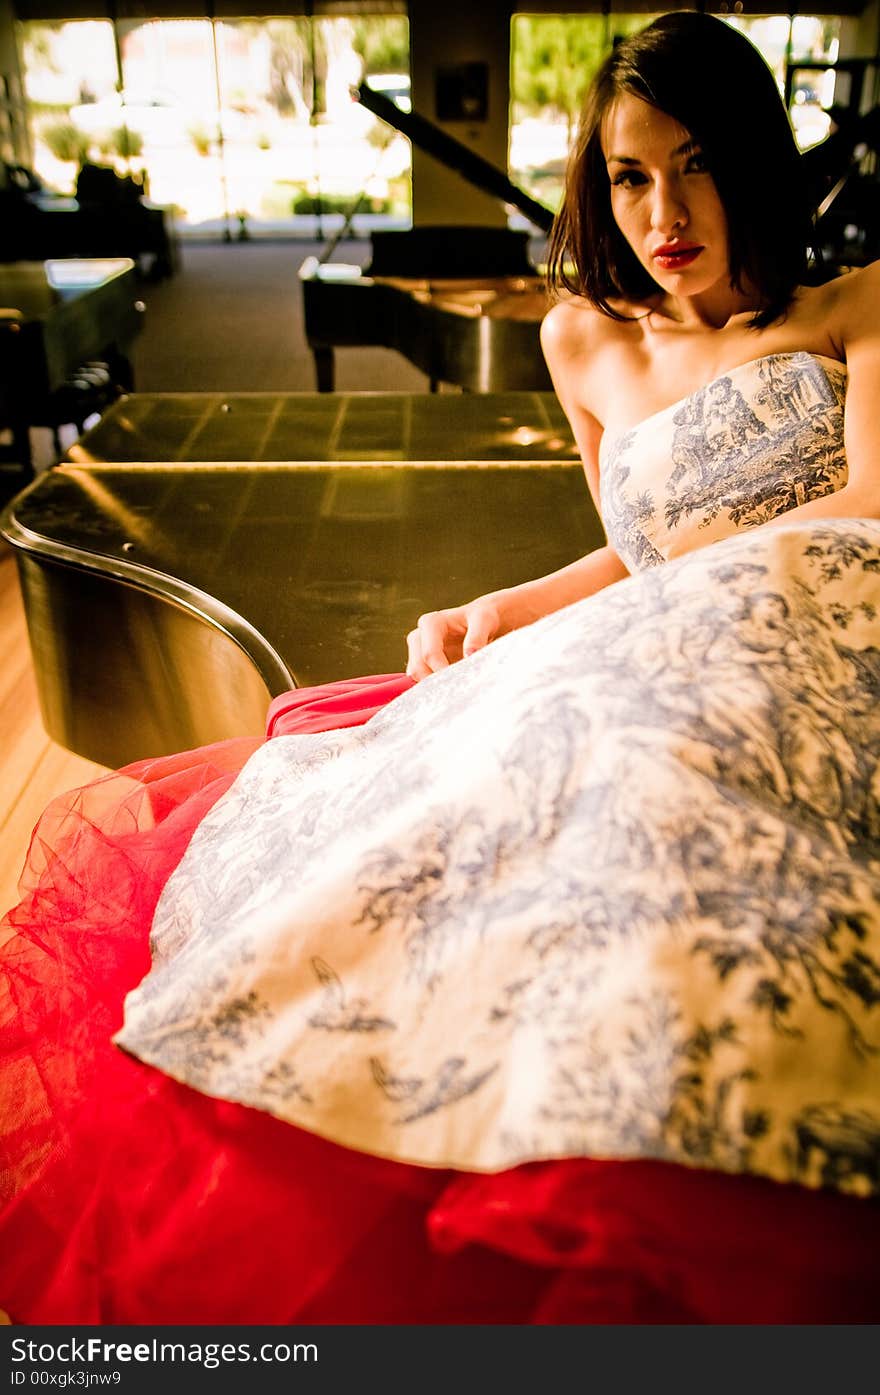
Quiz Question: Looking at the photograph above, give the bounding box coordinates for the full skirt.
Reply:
[2,673,879,1325]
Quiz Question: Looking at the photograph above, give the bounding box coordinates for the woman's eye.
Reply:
[685,152,708,174]
[611,170,647,188]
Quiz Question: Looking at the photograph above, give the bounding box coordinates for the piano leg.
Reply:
[313,346,336,394]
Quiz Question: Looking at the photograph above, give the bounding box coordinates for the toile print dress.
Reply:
[3,349,880,1325]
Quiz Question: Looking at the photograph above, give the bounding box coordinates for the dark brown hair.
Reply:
[546,11,815,326]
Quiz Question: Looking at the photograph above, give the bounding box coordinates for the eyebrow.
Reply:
[606,138,699,166]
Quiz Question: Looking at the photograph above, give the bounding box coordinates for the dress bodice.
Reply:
[599,351,848,572]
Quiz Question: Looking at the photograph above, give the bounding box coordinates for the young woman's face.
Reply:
[602,93,731,301]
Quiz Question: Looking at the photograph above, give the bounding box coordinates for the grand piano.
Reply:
[0,257,144,487]
[1,390,598,767]
[300,84,555,394]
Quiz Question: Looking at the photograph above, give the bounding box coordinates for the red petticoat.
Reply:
[2,676,879,1325]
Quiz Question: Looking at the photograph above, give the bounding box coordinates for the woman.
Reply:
[3,13,880,1324]
[405,14,875,673]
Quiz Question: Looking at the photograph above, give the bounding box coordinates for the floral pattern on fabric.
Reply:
[117,354,880,1196]
[600,352,848,570]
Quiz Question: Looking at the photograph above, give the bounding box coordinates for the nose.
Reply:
[650,176,688,237]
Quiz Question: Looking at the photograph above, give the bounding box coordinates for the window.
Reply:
[509,15,672,212]
[723,14,841,150]
[18,13,411,236]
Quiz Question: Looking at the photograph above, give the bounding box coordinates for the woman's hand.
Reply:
[405,593,510,681]
[404,546,630,682]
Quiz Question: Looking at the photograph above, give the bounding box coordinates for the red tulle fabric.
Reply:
[2,676,879,1325]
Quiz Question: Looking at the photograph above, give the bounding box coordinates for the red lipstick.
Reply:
[653,243,703,271]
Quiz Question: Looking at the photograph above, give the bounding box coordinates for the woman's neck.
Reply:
[647,280,762,332]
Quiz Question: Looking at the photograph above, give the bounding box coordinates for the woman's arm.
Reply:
[405,546,629,680]
[405,302,629,680]
[836,259,880,515]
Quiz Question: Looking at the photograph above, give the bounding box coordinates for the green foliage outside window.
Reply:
[350,17,408,78]
[103,125,143,160]
[511,15,659,140]
[41,118,89,164]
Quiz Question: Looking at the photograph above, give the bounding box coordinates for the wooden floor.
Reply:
[0,543,109,922]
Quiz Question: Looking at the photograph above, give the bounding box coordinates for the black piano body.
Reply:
[0,258,142,392]
[1,390,598,767]
[301,225,552,393]
[300,84,555,394]
[0,257,144,483]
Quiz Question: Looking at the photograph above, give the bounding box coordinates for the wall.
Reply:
[408,0,510,226]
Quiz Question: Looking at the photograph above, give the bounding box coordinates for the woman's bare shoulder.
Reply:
[540,293,629,356]
[838,260,880,329]
[541,294,639,419]
[838,258,880,291]
[541,294,602,357]
[813,261,880,350]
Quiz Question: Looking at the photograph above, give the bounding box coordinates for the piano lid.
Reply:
[354,82,556,236]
